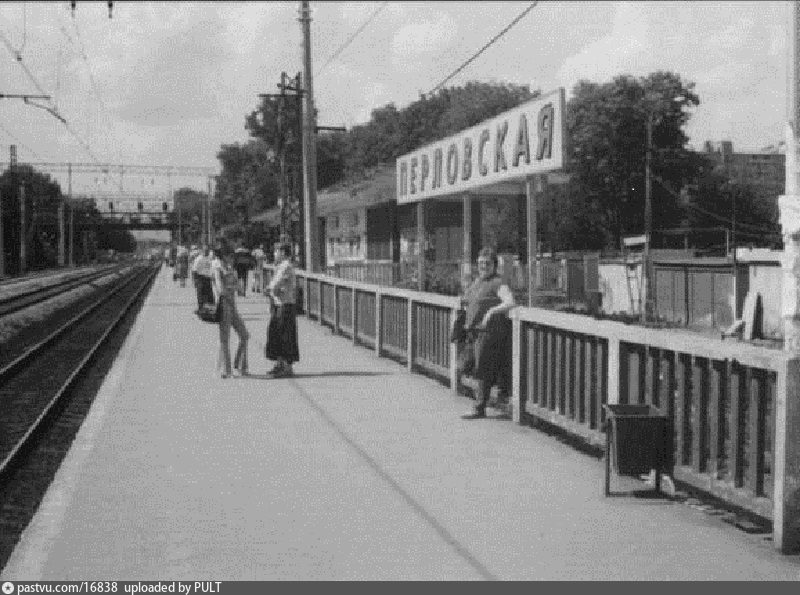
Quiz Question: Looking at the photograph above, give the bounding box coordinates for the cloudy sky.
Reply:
[0,0,793,197]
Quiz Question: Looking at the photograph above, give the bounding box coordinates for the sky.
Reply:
[0,0,794,200]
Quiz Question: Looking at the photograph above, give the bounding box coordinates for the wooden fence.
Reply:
[266,265,460,387]
[264,264,800,553]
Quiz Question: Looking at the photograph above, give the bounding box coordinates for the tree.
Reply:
[686,158,780,250]
[563,71,700,250]
[173,187,211,246]
[214,140,278,229]
[1,165,63,271]
[338,81,538,181]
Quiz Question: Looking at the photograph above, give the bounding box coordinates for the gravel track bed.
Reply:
[0,268,157,571]
[0,267,137,368]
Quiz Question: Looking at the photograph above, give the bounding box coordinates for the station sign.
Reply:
[396,87,566,204]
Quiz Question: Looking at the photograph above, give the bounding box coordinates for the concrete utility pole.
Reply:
[58,200,65,267]
[300,0,320,272]
[19,181,26,275]
[774,0,800,554]
[0,182,4,277]
[207,176,213,246]
[68,163,74,267]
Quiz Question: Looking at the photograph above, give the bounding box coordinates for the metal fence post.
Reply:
[511,310,526,423]
[333,281,340,334]
[449,307,459,393]
[607,336,621,405]
[407,297,415,372]
[375,291,383,357]
[303,275,309,316]
[352,286,358,343]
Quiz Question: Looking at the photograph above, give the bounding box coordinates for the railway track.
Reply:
[0,263,158,485]
[0,265,127,318]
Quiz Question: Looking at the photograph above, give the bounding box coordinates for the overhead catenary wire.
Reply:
[0,24,100,164]
[651,173,779,235]
[68,14,109,113]
[426,1,539,96]
[0,29,50,97]
[65,11,120,165]
[315,2,389,78]
[0,121,44,159]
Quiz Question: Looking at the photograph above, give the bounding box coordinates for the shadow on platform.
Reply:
[231,371,392,380]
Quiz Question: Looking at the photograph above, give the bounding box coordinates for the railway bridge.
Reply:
[1,264,799,580]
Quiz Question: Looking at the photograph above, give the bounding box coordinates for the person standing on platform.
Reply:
[233,244,254,297]
[212,244,249,379]
[265,243,299,378]
[176,244,190,288]
[251,244,266,294]
[190,245,201,295]
[457,246,515,419]
[192,245,214,311]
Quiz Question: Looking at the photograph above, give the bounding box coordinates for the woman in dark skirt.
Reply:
[265,243,299,377]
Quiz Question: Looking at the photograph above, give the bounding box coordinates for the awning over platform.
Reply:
[250,165,397,226]
[316,165,396,215]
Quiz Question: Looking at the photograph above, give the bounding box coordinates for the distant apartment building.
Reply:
[701,140,785,202]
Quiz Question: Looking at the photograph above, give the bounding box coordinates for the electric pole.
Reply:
[262,72,304,258]
[207,176,213,246]
[643,114,652,325]
[19,180,26,275]
[300,0,320,272]
[0,145,13,278]
[68,163,74,267]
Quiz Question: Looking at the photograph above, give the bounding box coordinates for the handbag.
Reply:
[197,300,222,324]
[450,308,467,343]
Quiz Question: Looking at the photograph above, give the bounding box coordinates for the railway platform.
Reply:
[2,265,800,580]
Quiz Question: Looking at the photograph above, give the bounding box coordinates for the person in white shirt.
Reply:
[265,243,299,377]
[191,246,214,311]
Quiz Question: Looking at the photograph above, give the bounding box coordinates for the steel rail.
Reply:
[0,265,126,317]
[0,264,159,482]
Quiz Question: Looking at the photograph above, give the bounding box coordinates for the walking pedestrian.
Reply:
[457,247,515,419]
[212,244,249,379]
[265,242,299,378]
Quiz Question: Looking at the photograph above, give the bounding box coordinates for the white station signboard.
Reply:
[396,87,566,204]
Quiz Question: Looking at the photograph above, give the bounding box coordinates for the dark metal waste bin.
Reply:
[603,404,671,496]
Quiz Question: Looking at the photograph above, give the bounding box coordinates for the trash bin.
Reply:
[603,404,671,496]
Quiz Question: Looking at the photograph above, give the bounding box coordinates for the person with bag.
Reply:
[265,242,299,378]
[457,247,515,419]
[212,244,249,378]
[192,245,214,312]
[251,244,266,293]
[233,244,254,297]
[176,244,190,288]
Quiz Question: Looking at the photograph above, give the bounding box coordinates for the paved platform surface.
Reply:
[2,266,800,580]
